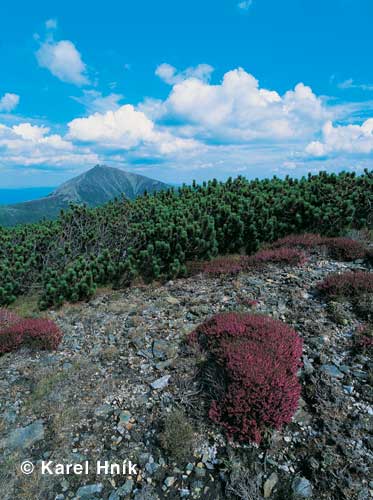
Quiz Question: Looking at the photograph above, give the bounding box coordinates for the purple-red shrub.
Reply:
[323,237,367,261]
[14,318,63,350]
[270,233,324,249]
[317,271,373,298]
[190,313,303,444]
[270,233,368,262]
[0,309,22,353]
[201,256,246,276]
[246,247,307,267]
[198,248,306,277]
[0,310,62,354]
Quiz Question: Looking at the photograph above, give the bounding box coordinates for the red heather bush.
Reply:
[190,313,303,444]
[323,237,367,261]
[199,248,306,277]
[14,318,63,350]
[201,256,246,276]
[246,247,307,267]
[270,233,368,261]
[318,271,373,298]
[270,233,324,249]
[0,310,62,354]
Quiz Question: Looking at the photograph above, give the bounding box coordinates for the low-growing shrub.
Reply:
[192,248,306,277]
[0,311,62,354]
[202,256,245,276]
[190,313,303,444]
[323,237,367,261]
[270,233,324,249]
[270,234,369,262]
[246,247,307,267]
[317,271,373,298]
[15,318,63,350]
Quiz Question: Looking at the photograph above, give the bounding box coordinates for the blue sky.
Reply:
[1,0,373,187]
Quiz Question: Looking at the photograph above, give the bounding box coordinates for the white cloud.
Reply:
[238,0,253,10]
[71,90,124,113]
[0,93,20,112]
[67,104,200,154]
[155,63,214,85]
[152,67,330,143]
[338,78,373,92]
[36,38,89,85]
[12,123,50,140]
[0,122,97,167]
[2,61,372,182]
[306,119,373,157]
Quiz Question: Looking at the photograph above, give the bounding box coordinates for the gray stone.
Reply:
[302,356,314,375]
[76,483,103,499]
[320,364,344,379]
[0,420,44,450]
[164,476,176,488]
[263,472,278,498]
[109,491,120,500]
[117,479,134,496]
[94,404,113,419]
[292,477,313,498]
[150,375,171,390]
[118,410,132,426]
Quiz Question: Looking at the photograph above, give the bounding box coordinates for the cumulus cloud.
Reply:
[0,122,97,167]
[36,37,89,85]
[306,119,373,157]
[152,67,330,143]
[2,61,372,181]
[67,104,200,154]
[155,63,214,85]
[0,93,20,112]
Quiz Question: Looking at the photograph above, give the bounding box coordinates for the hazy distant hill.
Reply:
[0,165,170,226]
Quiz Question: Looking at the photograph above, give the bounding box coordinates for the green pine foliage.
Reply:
[0,170,372,308]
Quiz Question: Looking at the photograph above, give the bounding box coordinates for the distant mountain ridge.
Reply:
[0,165,170,227]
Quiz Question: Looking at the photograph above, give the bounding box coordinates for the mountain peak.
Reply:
[0,166,170,226]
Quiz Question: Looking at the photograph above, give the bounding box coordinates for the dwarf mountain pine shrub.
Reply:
[1,170,372,308]
[317,271,373,298]
[0,310,62,353]
[190,313,303,444]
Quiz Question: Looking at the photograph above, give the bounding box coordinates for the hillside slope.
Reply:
[1,252,372,499]
[0,165,169,226]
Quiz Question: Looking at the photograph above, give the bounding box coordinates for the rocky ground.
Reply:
[0,254,372,500]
